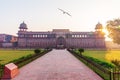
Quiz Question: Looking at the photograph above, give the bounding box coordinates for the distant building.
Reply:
[0,34,6,42]
[0,34,17,47]
[18,22,106,49]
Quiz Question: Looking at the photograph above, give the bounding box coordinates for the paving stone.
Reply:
[13,49,103,80]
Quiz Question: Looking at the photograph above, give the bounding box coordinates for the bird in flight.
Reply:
[58,8,72,17]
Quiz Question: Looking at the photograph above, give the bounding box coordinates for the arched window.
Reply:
[72,35,74,38]
[82,35,84,37]
[33,35,35,37]
[85,35,87,37]
[79,35,81,37]
[38,35,40,37]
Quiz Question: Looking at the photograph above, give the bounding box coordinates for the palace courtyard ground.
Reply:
[13,49,103,80]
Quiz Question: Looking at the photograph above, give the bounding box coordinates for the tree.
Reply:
[34,49,41,54]
[111,59,120,68]
[106,18,120,44]
[78,48,84,55]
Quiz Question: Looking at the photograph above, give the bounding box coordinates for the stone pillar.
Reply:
[2,63,19,79]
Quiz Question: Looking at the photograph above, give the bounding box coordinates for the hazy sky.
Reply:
[0,0,120,35]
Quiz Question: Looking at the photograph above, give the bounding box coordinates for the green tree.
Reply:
[34,49,41,54]
[106,19,120,44]
[78,48,84,55]
[111,59,120,68]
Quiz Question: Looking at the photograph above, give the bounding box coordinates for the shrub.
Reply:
[34,49,41,54]
[111,59,120,68]
[70,47,74,50]
[46,47,50,50]
[8,54,33,64]
[78,48,84,55]
[85,56,115,68]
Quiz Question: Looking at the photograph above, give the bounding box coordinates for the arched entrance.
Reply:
[56,37,66,49]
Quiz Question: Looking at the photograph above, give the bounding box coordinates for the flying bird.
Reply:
[58,8,72,17]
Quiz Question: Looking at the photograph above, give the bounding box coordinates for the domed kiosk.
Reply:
[95,22,103,32]
[19,21,28,31]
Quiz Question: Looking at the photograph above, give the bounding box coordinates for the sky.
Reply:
[0,0,120,36]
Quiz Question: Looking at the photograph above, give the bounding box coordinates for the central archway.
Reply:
[56,37,66,49]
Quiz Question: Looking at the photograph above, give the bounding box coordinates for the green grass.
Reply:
[71,49,120,80]
[82,50,120,63]
[0,49,34,64]
[83,50,107,62]
[74,49,115,68]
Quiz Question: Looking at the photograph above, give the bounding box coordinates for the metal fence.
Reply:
[111,68,120,80]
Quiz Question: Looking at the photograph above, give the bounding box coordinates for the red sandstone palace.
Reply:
[18,22,106,49]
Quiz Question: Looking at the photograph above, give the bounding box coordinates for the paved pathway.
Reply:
[13,49,103,80]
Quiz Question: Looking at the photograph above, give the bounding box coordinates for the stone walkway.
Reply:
[13,49,103,80]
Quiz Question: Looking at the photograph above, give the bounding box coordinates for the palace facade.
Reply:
[18,22,106,49]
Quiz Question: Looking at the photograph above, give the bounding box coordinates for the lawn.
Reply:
[0,49,34,64]
[82,50,120,63]
[73,49,120,80]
